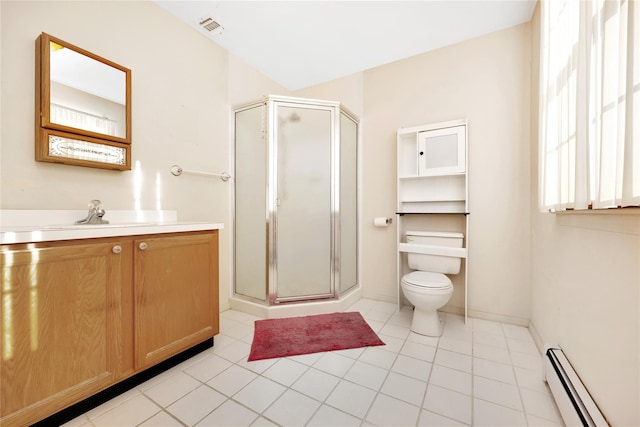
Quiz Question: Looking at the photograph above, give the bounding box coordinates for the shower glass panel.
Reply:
[234,105,267,301]
[273,105,333,301]
[340,112,358,294]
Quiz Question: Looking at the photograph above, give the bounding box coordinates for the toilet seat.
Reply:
[402,271,453,290]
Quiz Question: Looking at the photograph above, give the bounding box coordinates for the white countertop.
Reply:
[0,210,223,244]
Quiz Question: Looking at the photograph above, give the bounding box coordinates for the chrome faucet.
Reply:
[75,200,109,225]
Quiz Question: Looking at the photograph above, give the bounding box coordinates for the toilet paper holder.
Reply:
[374,217,393,227]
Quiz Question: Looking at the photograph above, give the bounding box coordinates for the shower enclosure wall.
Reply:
[232,96,359,316]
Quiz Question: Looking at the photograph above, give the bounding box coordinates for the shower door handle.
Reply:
[275,198,280,206]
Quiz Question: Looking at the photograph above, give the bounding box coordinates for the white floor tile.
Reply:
[287,351,324,366]
[473,398,527,426]
[144,371,202,407]
[237,355,278,374]
[262,358,308,386]
[429,364,472,395]
[60,414,91,427]
[423,384,472,424]
[250,416,279,427]
[381,372,427,406]
[376,333,405,353]
[514,365,550,394]
[206,365,257,397]
[343,360,388,391]
[184,353,234,383]
[401,340,437,362]
[85,388,142,419]
[196,399,258,426]
[507,337,540,355]
[292,367,341,401]
[438,335,473,355]
[72,300,569,427]
[212,339,251,363]
[519,388,564,423]
[357,346,397,369]
[473,375,523,410]
[139,410,184,426]
[262,389,321,426]
[313,351,355,377]
[91,394,161,427]
[325,380,377,418]
[167,385,226,426]
[386,308,413,328]
[307,404,361,427]
[473,358,517,385]
[223,322,254,340]
[473,318,505,335]
[233,376,287,413]
[434,348,472,373]
[418,409,469,426]
[363,309,394,324]
[336,345,367,360]
[407,330,441,347]
[502,324,535,342]
[511,350,543,370]
[474,330,508,348]
[391,354,432,381]
[473,342,512,364]
[379,323,411,340]
[366,393,421,426]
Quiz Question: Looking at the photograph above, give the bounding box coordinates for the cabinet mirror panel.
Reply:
[36,33,131,170]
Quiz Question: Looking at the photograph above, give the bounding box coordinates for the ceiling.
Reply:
[154,1,537,91]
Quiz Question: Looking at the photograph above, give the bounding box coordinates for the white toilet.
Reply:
[401,231,464,337]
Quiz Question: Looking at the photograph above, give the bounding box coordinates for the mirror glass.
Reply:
[49,41,127,139]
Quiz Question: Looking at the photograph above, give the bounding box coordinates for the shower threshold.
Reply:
[229,287,362,319]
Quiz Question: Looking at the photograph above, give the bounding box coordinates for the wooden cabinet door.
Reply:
[134,231,218,369]
[0,240,128,427]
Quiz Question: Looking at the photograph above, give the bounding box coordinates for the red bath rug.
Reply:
[247,311,385,361]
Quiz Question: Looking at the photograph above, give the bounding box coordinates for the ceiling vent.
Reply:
[199,18,223,34]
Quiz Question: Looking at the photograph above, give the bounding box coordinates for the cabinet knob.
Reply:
[112,245,122,254]
[139,242,148,251]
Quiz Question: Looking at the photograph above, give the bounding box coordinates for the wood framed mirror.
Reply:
[36,32,132,170]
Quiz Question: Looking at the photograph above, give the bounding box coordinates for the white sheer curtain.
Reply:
[50,103,117,137]
[539,0,639,211]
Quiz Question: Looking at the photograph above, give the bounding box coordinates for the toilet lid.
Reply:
[403,271,452,289]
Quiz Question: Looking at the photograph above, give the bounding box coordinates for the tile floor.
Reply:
[63,299,564,426]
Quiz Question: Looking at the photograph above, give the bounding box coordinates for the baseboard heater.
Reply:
[544,347,609,426]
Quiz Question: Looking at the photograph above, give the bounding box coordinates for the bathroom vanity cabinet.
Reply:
[0,230,219,427]
[396,120,469,319]
[134,233,218,369]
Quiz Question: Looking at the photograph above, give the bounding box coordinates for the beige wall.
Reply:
[228,53,290,107]
[0,0,234,307]
[359,24,532,323]
[528,5,640,426]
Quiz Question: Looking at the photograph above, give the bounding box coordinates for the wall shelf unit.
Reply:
[396,118,470,321]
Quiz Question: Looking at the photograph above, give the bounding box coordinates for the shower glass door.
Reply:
[272,103,334,302]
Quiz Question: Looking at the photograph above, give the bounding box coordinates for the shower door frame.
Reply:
[267,96,341,304]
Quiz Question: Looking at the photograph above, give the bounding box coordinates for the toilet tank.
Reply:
[406,231,464,274]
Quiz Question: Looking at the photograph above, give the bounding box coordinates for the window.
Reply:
[539,0,639,211]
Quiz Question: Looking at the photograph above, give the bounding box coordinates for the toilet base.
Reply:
[410,307,444,337]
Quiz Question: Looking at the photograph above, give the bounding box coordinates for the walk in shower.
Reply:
[232,96,359,317]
